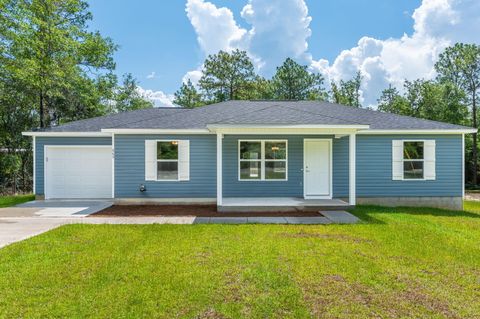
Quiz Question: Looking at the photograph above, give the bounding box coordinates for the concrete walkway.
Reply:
[0,200,359,248]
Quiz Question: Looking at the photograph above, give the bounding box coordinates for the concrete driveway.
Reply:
[1,200,113,218]
[0,200,113,248]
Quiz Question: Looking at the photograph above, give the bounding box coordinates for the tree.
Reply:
[198,49,256,103]
[377,84,411,115]
[378,80,468,124]
[115,73,153,112]
[173,79,203,108]
[272,58,326,100]
[435,43,480,184]
[331,71,362,107]
[1,0,117,128]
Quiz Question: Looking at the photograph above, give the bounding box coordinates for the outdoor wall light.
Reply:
[139,184,147,192]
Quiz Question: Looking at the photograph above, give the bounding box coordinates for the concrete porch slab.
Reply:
[219,197,351,212]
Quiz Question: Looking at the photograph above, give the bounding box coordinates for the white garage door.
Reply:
[45,146,112,199]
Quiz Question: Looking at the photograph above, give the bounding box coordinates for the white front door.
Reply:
[45,146,112,199]
[304,139,331,198]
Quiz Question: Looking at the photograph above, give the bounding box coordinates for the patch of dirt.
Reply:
[464,192,480,201]
[194,308,228,319]
[279,232,371,243]
[90,205,323,217]
[301,274,461,318]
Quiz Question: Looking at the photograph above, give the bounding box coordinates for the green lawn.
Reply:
[0,194,34,208]
[0,204,479,318]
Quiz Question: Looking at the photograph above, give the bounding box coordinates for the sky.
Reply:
[88,0,480,107]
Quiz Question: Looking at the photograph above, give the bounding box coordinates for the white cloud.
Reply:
[184,0,313,77]
[146,71,157,79]
[240,0,313,76]
[185,0,246,55]
[184,0,480,106]
[313,0,480,106]
[182,68,203,86]
[137,87,175,107]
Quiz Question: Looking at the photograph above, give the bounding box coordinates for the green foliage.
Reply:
[115,73,153,112]
[272,58,326,100]
[379,80,468,125]
[0,0,117,128]
[435,43,480,99]
[377,84,411,115]
[435,43,480,184]
[173,79,203,108]
[0,194,34,207]
[331,71,362,107]
[198,49,256,102]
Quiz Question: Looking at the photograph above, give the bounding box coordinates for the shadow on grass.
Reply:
[347,204,480,225]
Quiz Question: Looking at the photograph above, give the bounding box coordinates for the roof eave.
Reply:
[357,129,477,135]
[22,131,112,137]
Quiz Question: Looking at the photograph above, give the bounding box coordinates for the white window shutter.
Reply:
[145,140,157,181]
[392,140,403,180]
[424,140,436,180]
[178,140,190,181]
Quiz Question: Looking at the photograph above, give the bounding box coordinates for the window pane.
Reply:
[157,142,178,160]
[265,161,286,180]
[404,141,424,160]
[157,161,178,180]
[240,141,261,160]
[240,161,261,179]
[404,161,423,179]
[265,141,286,160]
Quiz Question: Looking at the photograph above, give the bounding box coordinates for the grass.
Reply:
[0,203,479,318]
[0,194,34,208]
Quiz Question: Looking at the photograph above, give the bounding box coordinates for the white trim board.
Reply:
[101,129,211,134]
[358,129,476,135]
[22,132,112,137]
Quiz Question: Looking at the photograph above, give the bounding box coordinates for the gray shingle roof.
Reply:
[36,100,473,132]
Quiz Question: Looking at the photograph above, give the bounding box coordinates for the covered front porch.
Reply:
[211,124,365,211]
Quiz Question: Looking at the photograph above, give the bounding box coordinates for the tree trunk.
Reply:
[39,92,45,128]
[472,91,477,185]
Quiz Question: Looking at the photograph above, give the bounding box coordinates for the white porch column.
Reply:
[349,133,356,205]
[216,133,223,206]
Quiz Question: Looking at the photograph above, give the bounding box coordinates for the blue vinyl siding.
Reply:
[222,135,349,198]
[34,133,462,199]
[356,135,462,197]
[114,134,216,198]
[35,137,112,195]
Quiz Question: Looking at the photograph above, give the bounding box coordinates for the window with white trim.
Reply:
[403,141,424,179]
[145,139,190,181]
[392,139,435,181]
[157,141,178,180]
[239,140,287,180]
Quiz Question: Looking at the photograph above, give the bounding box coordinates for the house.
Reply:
[23,100,476,211]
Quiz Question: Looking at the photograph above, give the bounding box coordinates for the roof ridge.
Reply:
[208,103,284,124]
[281,103,366,125]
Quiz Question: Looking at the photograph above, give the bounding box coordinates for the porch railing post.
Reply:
[349,133,356,205]
[217,133,223,206]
